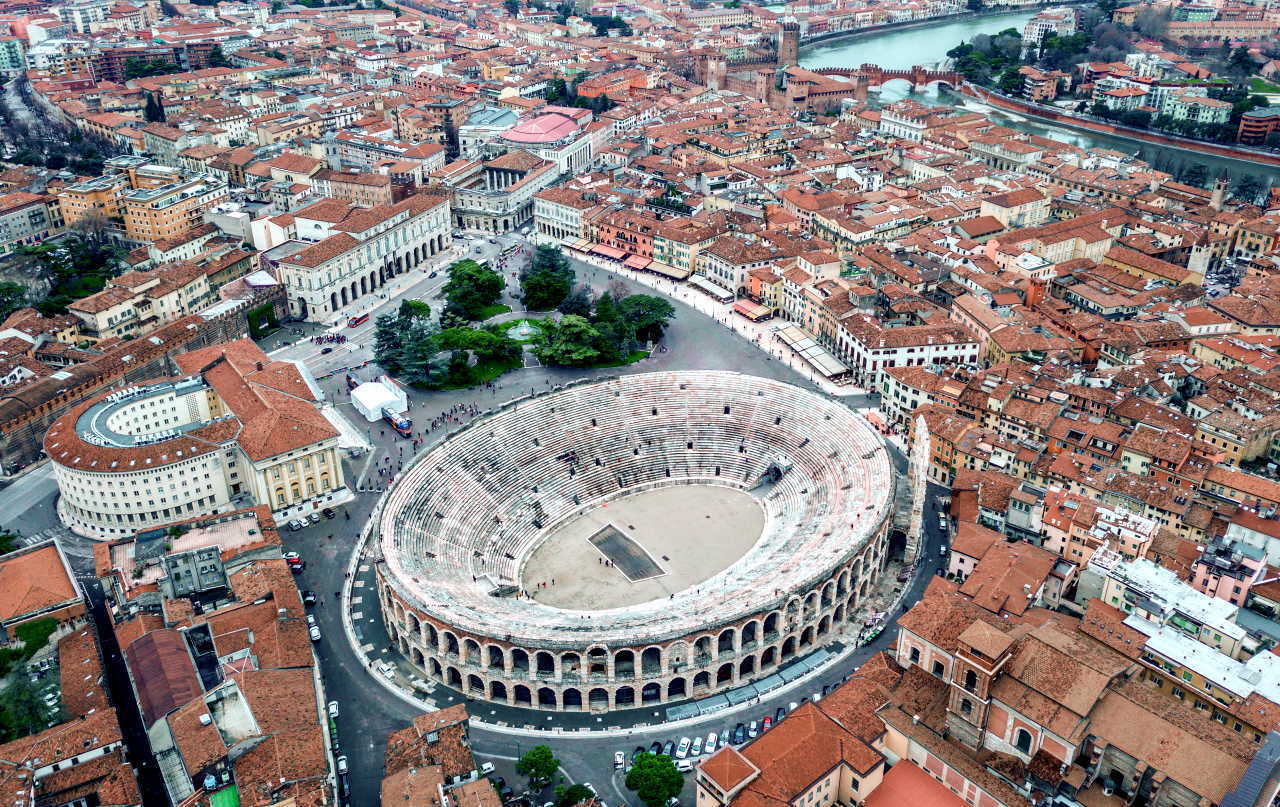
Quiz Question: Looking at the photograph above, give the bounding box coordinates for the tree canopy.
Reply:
[625,753,684,807]
[443,259,505,322]
[521,245,576,310]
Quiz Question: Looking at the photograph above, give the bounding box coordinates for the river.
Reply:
[797,9,1280,186]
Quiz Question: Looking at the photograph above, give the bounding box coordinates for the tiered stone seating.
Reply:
[379,371,893,646]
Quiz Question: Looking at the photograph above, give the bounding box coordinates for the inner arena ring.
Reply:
[375,371,895,713]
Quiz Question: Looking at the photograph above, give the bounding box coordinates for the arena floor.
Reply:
[521,485,766,610]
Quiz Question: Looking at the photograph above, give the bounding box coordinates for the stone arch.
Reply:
[490,681,508,701]
[667,677,687,698]
[614,649,635,678]
[641,646,662,676]
[563,688,583,711]
[641,682,661,703]
[615,686,635,707]
[535,651,555,675]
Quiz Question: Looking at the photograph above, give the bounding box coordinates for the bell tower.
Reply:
[945,620,1014,751]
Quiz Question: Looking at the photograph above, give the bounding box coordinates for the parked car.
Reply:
[327,700,339,718]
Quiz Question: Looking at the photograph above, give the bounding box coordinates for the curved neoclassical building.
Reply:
[46,339,346,539]
[376,371,894,713]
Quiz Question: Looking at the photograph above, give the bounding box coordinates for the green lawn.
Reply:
[475,304,512,321]
[1251,77,1280,94]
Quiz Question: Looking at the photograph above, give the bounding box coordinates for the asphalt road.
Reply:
[10,229,942,807]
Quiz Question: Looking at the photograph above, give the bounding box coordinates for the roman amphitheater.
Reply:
[374,371,894,712]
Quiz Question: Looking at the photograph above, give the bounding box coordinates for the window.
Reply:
[1014,729,1032,754]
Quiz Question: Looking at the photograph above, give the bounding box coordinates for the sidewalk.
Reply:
[568,251,866,399]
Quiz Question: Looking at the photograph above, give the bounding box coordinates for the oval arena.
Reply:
[375,371,895,712]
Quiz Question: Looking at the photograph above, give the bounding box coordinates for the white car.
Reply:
[327,700,339,718]
[309,625,321,642]
[675,737,690,759]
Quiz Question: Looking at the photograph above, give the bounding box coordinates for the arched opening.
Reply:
[614,649,635,678]
[428,658,442,678]
[490,681,508,701]
[781,637,796,659]
[488,645,505,670]
[536,651,555,675]
[667,677,687,698]
[763,612,779,638]
[511,648,529,673]
[717,629,736,655]
[514,685,532,706]
[739,656,755,676]
[468,674,483,693]
[561,652,581,676]
[446,667,462,688]
[1014,728,1033,754]
[444,632,459,656]
[716,663,734,685]
[537,687,556,708]
[761,647,776,667]
[589,688,609,709]
[563,688,583,710]
[615,686,635,707]
[641,647,662,676]
[642,683,661,703]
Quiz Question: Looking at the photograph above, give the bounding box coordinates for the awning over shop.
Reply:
[591,244,625,260]
[732,300,771,321]
[623,254,651,270]
[773,324,850,378]
[647,261,692,280]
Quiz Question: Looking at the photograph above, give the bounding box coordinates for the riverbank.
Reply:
[799,1,1087,51]
[962,83,1280,168]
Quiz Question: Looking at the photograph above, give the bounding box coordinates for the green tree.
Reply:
[521,245,576,310]
[625,753,684,807]
[207,45,231,68]
[557,287,592,317]
[619,294,675,342]
[515,745,561,789]
[555,784,593,807]
[0,281,26,319]
[532,315,603,366]
[443,259,505,321]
